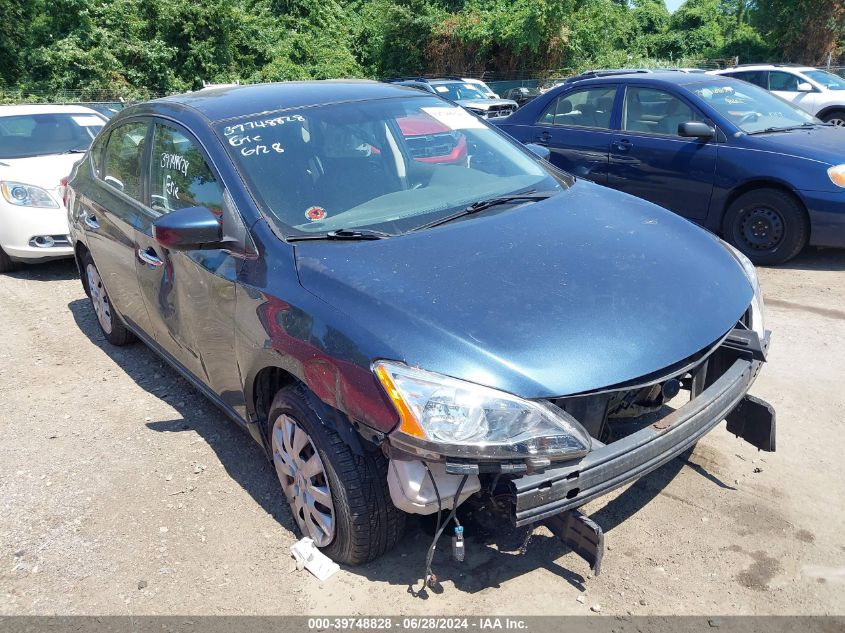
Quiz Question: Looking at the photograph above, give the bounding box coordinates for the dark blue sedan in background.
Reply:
[495,72,845,264]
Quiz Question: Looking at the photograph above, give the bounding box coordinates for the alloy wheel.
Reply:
[827,117,845,127]
[271,413,335,547]
[86,263,113,334]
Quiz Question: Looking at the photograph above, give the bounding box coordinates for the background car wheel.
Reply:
[267,385,404,565]
[81,252,135,345]
[723,188,808,265]
[820,110,845,127]
[0,247,23,273]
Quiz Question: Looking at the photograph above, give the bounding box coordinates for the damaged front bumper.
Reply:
[511,334,774,528]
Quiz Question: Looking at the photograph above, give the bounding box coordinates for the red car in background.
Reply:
[396,114,467,164]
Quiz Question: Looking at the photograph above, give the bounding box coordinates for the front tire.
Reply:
[80,251,135,345]
[268,385,404,565]
[820,109,845,127]
[0,247,23,273]
[723,188,808,265]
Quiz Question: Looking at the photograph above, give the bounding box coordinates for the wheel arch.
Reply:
[721,179,811,241]
[816,105,845,121]
[249,364,370,458]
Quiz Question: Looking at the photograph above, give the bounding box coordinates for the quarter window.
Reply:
[538,87,616,129]
[622,87,698,136]
[150,124,224,215]
[103,121,149,201]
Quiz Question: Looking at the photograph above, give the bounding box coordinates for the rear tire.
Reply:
[820,109,845,127]
[80,251,135,345]
[267,385,405,565]
[722,188,808,265]
[0,247,23,273]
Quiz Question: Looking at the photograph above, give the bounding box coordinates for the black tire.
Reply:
[0,247,23,273]
[722,188,808,265]
[820,109,845,127]
[80,251,135,345]
[267,385,405,565]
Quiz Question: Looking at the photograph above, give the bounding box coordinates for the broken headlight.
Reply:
[374,361,591,461]
[723,241,766,338]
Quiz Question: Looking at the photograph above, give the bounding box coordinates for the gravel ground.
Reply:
[0,249,843,616]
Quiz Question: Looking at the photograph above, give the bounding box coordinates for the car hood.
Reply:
[294,181,752,398]
[0,153,85,190]
[457,99,518,110]
[746,125,845,166]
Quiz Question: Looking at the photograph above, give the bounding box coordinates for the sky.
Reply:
[665,0,684,11]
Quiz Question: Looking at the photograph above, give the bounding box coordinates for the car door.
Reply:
[531,85,619,183]
[133,120,244,409]
[607,85,717,221]
[768,70,818,113]
[79,119,154,334]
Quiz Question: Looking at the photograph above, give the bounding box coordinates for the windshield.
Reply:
[432,83,489,101]
[0,112,104,159]
[803,70,845,91]
[690,81,816,133]
[217,96,563,236]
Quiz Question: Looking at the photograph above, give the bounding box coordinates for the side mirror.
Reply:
[153,206,223,251]
[525,143,551,160]
[678,121,715,139]
[797,82,814,93]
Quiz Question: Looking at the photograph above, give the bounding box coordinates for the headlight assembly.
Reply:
[374,361,591,462]
[0,181,59,208]
[827,164,845,189]
[722,241,766,338]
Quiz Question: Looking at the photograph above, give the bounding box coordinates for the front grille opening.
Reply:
[551,313,750,444]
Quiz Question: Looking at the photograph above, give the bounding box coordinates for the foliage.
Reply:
[2,0,843,99]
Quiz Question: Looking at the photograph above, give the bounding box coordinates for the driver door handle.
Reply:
[614,139,632,152]
[83,213,99,230]
[537,130,552,144]
[137,246,164,268]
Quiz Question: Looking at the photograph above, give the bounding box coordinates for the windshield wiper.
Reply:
[748,123,819,135]
[286,228,394,242]
[61,148,88,154]
[414,191,554,231]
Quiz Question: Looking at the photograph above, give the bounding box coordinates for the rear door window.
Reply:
[768,71,801,91]
[724,71,767,88]
[538,87,617,129]
[103,121,149,202]
[149,123,224,215]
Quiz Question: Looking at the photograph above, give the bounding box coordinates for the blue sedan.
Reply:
[495,72,845,264]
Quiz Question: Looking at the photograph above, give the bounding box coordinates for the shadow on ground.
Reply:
[68,293,732,596]
[8,258,79,282]
[67,296,296,538]
[767,246,845,272]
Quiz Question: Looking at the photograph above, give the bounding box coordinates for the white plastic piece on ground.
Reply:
[387,459,481,515]
[290,537,339,581]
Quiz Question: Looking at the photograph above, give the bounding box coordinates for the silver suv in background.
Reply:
[713,64,845,126]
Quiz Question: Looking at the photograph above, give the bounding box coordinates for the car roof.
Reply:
[564,71,734,88]
[0,104,104,117]
[718,64,816,72]
[149,80,424,123]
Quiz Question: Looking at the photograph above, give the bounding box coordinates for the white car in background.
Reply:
[713,64,845,126]
[0,104,106,272]
[462,77,500,99]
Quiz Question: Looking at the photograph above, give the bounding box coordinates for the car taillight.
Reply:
[59,177,68,207]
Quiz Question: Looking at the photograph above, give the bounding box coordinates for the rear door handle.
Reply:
[137,247,164,268]
[83,213,99,230]
[613,139,632,152]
